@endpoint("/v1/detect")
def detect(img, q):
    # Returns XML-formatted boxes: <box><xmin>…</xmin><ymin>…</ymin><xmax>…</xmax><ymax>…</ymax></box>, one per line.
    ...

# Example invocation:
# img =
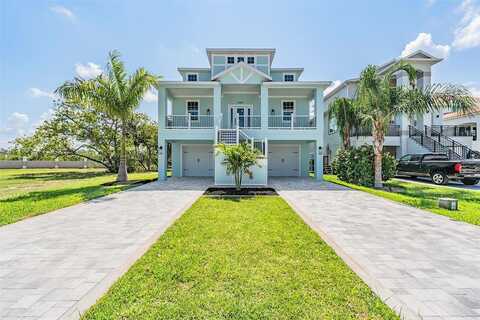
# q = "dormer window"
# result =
<box><xmin>227</xmin><ymin>56</ymin><xmax>235</xmax><ymax>64</ymax></box>
<box><xmin>187</xmin><ymin>73</ymin><xmax>198</xmax><ymax>82</ymax></box>
<box><xmin>247</xmin><ymin>56</ymin><xmax>255</xmax><ymax>64</ymax></box>
<box><xmin>237</xmin><ymin>57</ymin><xmax>245</xmax><ymax>63</ymax></box>
<box><xmin>284</xmin><ymin>74</ymin><xmax>295</xmax><ymax>82</ymax></box>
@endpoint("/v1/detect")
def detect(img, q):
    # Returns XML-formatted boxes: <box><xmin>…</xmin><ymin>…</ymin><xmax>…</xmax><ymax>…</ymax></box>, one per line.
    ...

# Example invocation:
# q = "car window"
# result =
<box><xmin>410</xmin><ymin>155</ymin><xmax>422</xmax><ymax>161</ymax></box>
<box><xmin>423</xmin><ymin>154</ymin><xmax>448</xmax><ymax>161</ymax></box>
<box><xmin>399</xmin><ymin>155</ymin><xmax>411</xmax><ymax>161</ymax></box>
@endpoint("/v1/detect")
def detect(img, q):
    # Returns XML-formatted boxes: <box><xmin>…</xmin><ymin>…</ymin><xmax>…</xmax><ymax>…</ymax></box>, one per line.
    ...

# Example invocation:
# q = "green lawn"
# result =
<box><xmin>324</xmin><ymin>175</ymin><xmax>480</xmax><ymax>226</ymax></box>
<box><xmin>83</xmin><ymin>196</ymin><xmax>398</xmax><ymax>320</ymax></box>
<box><xmin>0</xmin><ymin>169</ymin><xmax>157</xmax><ymax>226</ymax></box>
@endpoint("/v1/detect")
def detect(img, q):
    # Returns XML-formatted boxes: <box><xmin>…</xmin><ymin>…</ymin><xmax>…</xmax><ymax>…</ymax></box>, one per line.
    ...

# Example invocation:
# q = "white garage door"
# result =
<box><xmin>182</xmin><ymin>145</ymin><xmax>214</xmax><ymax>177</ymax></box>
<box><xmin>268</xmin><ymin>145</ymin><xmax>300</xmax><ymax>176</ymax></box>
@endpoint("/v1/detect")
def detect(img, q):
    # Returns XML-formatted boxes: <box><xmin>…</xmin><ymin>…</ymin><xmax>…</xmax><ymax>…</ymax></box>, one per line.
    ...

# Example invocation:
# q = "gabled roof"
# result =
<box><xmin>444</xmin><ymin>98</ymin><xmax>480</xmax><ymax>120</ymax></box>
<box><xmin>212</xmin><ymin>62</ymin><xmax>272</xmax><ymax>82</ymax></box>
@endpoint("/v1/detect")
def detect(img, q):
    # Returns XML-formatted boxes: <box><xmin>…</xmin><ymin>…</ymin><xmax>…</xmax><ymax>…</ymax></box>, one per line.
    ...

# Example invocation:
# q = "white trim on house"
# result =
<box><xmin>263</xmin><ymin>81</ymin><xmax>332</xmax><ymax>88</ymax></box>
<box><xmin>211</xmin><ymin>62</ymin><xmax>272</xmax><ymax>81</ymax></box>
<box><xmin>228</xmin><ymin>104</ymin><xmax>254</xmax><ymax>128</ymax></box>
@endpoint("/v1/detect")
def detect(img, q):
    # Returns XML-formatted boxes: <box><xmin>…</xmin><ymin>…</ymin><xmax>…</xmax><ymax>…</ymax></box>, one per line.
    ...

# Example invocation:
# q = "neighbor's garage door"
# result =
<box><xmin>268</xmin><ymin>145</ymin><xmax>300</xmax><ymax>176</ymax></box>
<box><xmin>182</xmin><ymin>145</ymin><xmax>214</xmax><ymax>177</ymax></box>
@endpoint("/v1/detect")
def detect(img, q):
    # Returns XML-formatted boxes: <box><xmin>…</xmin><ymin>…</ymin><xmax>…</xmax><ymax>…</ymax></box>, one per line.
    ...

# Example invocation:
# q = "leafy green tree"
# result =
<box><xmin>356</xmin><ymin>61</ymin><xmax>476</xmax><ymax>188</ymax></box>
<box><xmin>327</xmin><ymin>97</ymin><xmax>359</xmax><ymax>149</ymax></box>
<box><xmin>56</xmin><ymin>50</ymin><xmax>159</xmax><ymax>181</ymax></box>
<box><xmin>217</xmin><ymin>143</ymin><xmax>261</xmax><ymax>191</ymax></box>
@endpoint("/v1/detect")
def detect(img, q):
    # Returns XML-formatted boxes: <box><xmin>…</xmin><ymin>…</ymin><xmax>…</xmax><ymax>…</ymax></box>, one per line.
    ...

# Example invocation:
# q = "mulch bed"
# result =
<box><xmin>204</xmin><ymin>187</ymin><xmax>278</xmax><ymax>196</ymax></box>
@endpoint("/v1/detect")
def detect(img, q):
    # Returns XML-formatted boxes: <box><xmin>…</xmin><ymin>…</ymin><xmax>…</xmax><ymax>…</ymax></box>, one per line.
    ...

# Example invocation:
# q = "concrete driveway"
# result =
<box><xmin>0</xmin><ymin>178</ymin><xmax>210</xmax><ymax>320</ymax></box>
<box><xmin>271</xmin><ymin>177</ymin><xmax>480</xmax><ymax>320</ymax></box>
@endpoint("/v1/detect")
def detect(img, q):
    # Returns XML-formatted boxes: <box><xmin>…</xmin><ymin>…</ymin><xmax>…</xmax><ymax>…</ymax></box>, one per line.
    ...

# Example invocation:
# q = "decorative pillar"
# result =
<box><xmin>315</xmin><ymin>87</ymin><xmax>324</xmax><ymax>181</ymax></box>
<box><xmin>158</xmin><ymin>86</ymin><xmax>167</xmax><ymax>181</ymax></box>
<box><xmin>213</xmin><ymin>84</ymin><xmax>222</xmax><ymax>128</ymax></box>
<box><xmin>260</xmin><ymin>85</ymin><xmax>269</xmax><ymax>130</ymax></box>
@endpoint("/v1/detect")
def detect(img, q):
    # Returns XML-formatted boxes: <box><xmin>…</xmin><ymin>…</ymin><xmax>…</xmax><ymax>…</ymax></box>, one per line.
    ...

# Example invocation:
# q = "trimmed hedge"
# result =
<box><xmin>332</xmin><ymin>145</ymin><xmax>397</xmax><ymax>187</ymax></box>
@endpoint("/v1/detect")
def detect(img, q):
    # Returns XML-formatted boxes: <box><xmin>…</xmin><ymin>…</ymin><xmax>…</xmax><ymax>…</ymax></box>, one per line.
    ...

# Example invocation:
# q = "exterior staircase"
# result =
<box><xmin>215</xmin><ymin>127</ymin><xmax>266</xmax><ymax>155</ymax></box>
<box><xmin>409</xmin><ymin>125</ymin><xmax>480</xmax><ymax>159</ymax></box>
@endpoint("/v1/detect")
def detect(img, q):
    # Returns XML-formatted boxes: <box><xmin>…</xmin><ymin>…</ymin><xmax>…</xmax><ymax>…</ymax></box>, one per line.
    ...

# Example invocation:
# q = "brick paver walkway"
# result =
<box><xmin>0</xmin><ymin>178</ymin><xmax>209</xmax><ymax>320</ymax></box>
<box><xmin>272</xmin><ymin>178</ymin><xmax>480</xmax><ymax>320</ymax></box>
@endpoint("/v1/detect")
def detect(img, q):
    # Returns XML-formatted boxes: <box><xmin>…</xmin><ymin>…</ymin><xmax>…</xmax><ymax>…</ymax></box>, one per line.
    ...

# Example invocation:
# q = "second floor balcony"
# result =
<box><xmin>351</xmin><ymin>124</ymin><xmax>401</xmax><ymax>136</ymax></box>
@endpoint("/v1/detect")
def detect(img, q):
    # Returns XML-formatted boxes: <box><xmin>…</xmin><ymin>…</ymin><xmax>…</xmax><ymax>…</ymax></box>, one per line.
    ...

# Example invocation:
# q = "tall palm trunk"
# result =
<box><xmin>117</xmin><ymin>122</ymin><xmax>128</xmax><ymax>182</ymax></box>
<box><xmin>372</xmin><ymin>122</ymin><xmax>384</xmax><ymax>189</ymax></box>
<box><xmin>343</xmin><ymin>127</ymin><xmax>351</xmax><ymax>149</ymax></box>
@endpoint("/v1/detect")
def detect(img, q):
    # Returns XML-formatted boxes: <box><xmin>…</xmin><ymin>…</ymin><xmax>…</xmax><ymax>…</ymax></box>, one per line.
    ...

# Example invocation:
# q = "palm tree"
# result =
<box><xmin>56</xmin><ymin>51</ymin><xmax>159</xmax><ymax>182</ymax></box>
<box><xmin>217</xmin><ymin>143</ymin><xmax>261</xmax><ymax>191</ymax></box>
<box><xmin>327</xmin><ymin>97</ymin><xmax>359</xmax><ymax>149</ymax></box>
<box><xmin>356</xmin><ymin>61</ymin><xmax>476</xmax><ymax>188</ymax></box>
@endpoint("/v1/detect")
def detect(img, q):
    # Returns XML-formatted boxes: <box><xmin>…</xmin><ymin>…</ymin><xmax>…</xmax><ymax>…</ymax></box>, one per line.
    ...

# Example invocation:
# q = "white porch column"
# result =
<box><xmin>158</xmin><ymin>87</ymin><xmax>167</xmax><ymax>180</ymax></box>
<box><xmin>398</xmin><ymin>72</ymin><xmax>411</xmax><ymax>157</ymax></box>
<box><xmin>260</xmin><ymin>85</ymin><xmax>269</xmax><ymax>130</ymax></box>
<box><xmin>315</xmin><ymin>87</ymin><xmax>324</xmax><ymax>181</ymax></box>
<box><xmin>213</xmin><ymin>84</ymin><xmax>222</xmax><ymax>128</ymax></box>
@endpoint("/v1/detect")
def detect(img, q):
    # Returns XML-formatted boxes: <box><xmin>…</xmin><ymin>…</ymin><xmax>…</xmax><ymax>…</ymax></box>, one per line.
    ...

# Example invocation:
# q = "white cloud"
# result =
<box><xmin>401</xmin><ymin>33</ymin><xmax>451</xmax><ymax>58</ymax></box>
<box><xmin>426</xmin><ymin>0</ymin><xmax>436</xmax><ymax>7</ymax></box>
<box><xmin>143</xmin><ymin>88</ymin><xmax>158</xmax><ymax>103</ymax></box>
<box><xmin>28</xmin><ymin>88</ymin><xmax>56</xmax><ymax>100</ymax></box>
<box><xmin>453</xmin><ymin>0</ymin><xmax>480</xmax><ymax>49</ymax></box>
<box><xmin>50</xmin><ymin>5</ymin><xmax>75</xmax><ymax>21</ymax></box>
<box><xmin>0</xmin><ymin>112</ymin><xmax>30</xmax><ymax>135</ymax></box>
<box><xmin>75</xmin><ymin>62</ymin><xmax>102</xmax><ymax>79</ymax></box>
<box><xmin>324</xmin><ymin>80</ymin><xmax>342</xmax><ymax>96</ymax></box>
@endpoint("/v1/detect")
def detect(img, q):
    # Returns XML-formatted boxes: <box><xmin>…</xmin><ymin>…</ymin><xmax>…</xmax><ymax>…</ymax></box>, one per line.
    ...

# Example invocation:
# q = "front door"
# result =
<box><xmin>230</xmin><ymin>106</ymin><xmax>251</xmax><ymax>128</ymax></box>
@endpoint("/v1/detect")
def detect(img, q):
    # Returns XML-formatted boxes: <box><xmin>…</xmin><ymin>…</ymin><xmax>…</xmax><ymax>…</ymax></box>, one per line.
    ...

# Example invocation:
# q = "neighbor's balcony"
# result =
<box><xmin>268</xmin><ymin>115</ymin><xmax>316</xmax><ymax>129</ymax></box>
<box><xmin>351</xmin><ymin>124</ymin><xmax>401</xmax><ymax>136</ymax></box>
<box><xmin>166</xmin><ymin>115</ymin><xmax>214</xmax><ymax>129</ymax></box>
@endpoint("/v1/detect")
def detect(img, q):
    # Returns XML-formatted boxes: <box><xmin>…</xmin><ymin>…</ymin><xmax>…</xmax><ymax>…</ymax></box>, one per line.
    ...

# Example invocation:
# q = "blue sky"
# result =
<box><xmin>1</xmin><ymin>0</ymin><xmax>479</xmax><ymax>148</ymax></box>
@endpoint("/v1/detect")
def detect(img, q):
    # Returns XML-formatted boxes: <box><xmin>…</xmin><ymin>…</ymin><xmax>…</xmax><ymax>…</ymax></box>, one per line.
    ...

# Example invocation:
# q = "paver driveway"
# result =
<box><xmin>0</xmin><ymin>178</ymin><xmax>209</xmax><ymax>320</ymax></box>
<box><xmin>272</xmin><ymin>178</ymin><xmax>480</xmax><ymax>320</ymax></box>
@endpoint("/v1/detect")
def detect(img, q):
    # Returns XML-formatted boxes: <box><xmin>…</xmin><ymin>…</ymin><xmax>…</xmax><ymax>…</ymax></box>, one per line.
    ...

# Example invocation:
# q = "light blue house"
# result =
<box><xmin>157</xmin><ymin>48</ymin><xmax>331</xmax><ymax>185</ymax></box>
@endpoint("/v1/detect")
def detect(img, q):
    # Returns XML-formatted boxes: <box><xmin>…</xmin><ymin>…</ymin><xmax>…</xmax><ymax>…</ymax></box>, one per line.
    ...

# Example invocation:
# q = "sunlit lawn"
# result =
<box><xmin>83</xmin><ymin>196</ymin><xmax>398</xmax><ymax>320</ymax></box>
<box><xmin>324</xmin><ymin>175</ymin><xmax>480</xmax><ymax>226</ymax></box>
<box><xmin>0</xmin><ymin>168</ymin><xmax>157</xmax><ymax>226</ymax></box>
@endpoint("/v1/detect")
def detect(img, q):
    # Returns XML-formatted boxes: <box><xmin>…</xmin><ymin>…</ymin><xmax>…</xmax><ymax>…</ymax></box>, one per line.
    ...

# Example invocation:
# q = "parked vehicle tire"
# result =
<box><xmin>409</xmin><ymin>176</ymin><xmax>417</xmax><ymax>179</ymax></box>
<box><xmin>461</xmin><ymin>178</ymin><xmax>480</xmax><ymax>185</ymax></box>
<box><xmin>431</xmin><ymin>171</ymin><xmax>448</xmax><ymax>185</ymax></box>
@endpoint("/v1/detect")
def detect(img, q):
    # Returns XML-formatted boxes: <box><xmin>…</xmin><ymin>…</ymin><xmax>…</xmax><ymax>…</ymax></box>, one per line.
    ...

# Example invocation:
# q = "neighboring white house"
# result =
<box><xmin>157</xmin><ymin>48</ymin><xmax>331</xmax><ymax>185</ymax></box>
<box><xmin>443</xmin><ymin>99</ymin><xmax>480</xmax><ymax>151</ymax></box>
<box><xmin>323</xmin><ymin>50</ymin><xmax>480</xmax><ymax>163</ymax></box>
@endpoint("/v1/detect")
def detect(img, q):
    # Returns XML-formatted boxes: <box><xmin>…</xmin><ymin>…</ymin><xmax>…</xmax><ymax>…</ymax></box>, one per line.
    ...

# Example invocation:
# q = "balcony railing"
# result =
<box><xmin>231</xmin><ymin>115</ymin><xmax>261</xmax><ymax>129</ymax></box>
<box><xmin>430</xmin><ymin>125</ymin><xmax>477</xmax><ymax>140</ymax></box>
<box><xmin>351</xmin><ymin>124</ymin><xmax>401</xmax><ymax>136</ymax></box>
<box><xmin>166</xmin><ymin>115</ymin><xmax>214</xmax><ymax>129</ymax></box>
<box><xmin>268</xmin><ymin>115</ymin><xmax>316</xmax><ymax>129</ymax></box>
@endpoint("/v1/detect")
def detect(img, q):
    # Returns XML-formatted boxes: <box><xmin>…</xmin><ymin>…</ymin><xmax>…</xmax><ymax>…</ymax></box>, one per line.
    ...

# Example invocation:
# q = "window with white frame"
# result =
<box><xmin>284</xmin><ymin>73</ymin><xmax>295</xmax><ymax>82</ymax></box>
<box><xmin>282</xmin><ymin>101</ymin><xmax>295</xmax><ymax>121</ymax></box>
<box><xmin>227</xmin><ymin>56</ymin><xmax>235</xmax><ymax>64</ymax></box>
<box><xmin>237</xmin><ymin>56</ymin><xmax>245</xmax><ymax>63</ymax></box>
<box><xmin>247</xmin><ymin>56</ymin><xmax>255</xmax><ymax>64</ymax></box>
<box><xmin>186</xmin><ymin>73</ymin><xmax>198</xmax><ymax>82</ymax></box>
<box><xmin>186</xmin><ymin>101</ymin><xmax>199</xmax><ymax>121</ymax></box>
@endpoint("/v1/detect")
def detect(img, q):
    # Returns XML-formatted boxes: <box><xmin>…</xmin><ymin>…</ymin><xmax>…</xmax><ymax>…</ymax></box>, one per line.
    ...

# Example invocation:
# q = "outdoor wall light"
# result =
<box><xmin>271</xmin><ymin>109</ymin><xmax>275</xmax><ymax>114</ymax></box>
<box><xmin>206</xmin><ymin>108</ymin><xmax>211</xmax><ymax>114</ymax></box>
<box><xmin>159</xmin><ymin>146</ymin><xmax>163</xmax><ymax>150</ymax></box>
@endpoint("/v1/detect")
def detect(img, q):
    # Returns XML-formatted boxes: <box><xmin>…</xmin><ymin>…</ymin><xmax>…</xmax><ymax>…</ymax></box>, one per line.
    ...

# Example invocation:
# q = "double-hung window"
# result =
<box><xmin>282</xmin><ymin>101</ymin><xmax>295</xmax><ymax>122</ymax></box>
<box><xmin>237</xmin><ymin>56</ymin><xmax>245</xmax><ymax>63</ymax></box>
<box><xmin>187</xmin><ymin>73</ymin><xmax>198</xmax><ymax>82</ymax></box>
<box><xmin>284</xmin><ymin>74</ymin><xmax>295</xmax><ymax>82</ymax></box>
<box><xmin>187</xmin><ymin>101</ymin><xmax>199</xmax><ymax>121</ymax></box>
<box><xmin>227</xmin><ymin>56</ymin><xmax>235</xmax><ymax>64</ymax></box>
<box><xmin>247</xmin><ymin>56</ymin><xmax>255</xmax><ymax>64</ymax></box>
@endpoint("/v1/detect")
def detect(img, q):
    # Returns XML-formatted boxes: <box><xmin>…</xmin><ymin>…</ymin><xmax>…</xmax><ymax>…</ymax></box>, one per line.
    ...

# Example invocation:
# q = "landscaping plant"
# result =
<box><xmin>56</xmin><ymin>51</ymin><xmax>159</xmax><ymax>182</ymax></box>
<box><xmin>327</xmin><ymin>97</ymin><xmax>360</xmax><ymax>149</ymax></box>
<box><xmin>217</xmin><ymin>143</ymin><xmax>261</xmax><ymax>191</ymax></box>
<box><xmin>332</xmin><ymin>145</ymin><xmax>396</xmax><ymax>187</ymax></box>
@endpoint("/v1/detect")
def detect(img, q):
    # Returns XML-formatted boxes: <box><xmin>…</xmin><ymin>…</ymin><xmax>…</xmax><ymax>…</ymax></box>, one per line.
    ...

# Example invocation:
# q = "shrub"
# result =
<box><xmin>332</xmin><ymin>145</ymin><xmax>397</xmax><ymax>187</ymax></box>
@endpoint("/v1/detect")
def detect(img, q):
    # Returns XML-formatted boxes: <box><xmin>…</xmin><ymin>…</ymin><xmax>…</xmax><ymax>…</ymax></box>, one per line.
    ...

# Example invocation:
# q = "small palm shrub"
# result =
<box><xmin>217</xmin><ymin>143</ymin><xmax>261</xmax><ymax>191</ymax></box>
<box><xmin>332</xmin><ymin>145</ymin><xmax>397</xmax><ymax>187</ymax></box>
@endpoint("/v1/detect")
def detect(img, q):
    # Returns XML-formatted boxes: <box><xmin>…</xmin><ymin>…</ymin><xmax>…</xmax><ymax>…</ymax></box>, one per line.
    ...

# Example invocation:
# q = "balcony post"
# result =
<box><xmin>213</xmin><ymin>84</ymin><xmax>222</xmax><ymax>128</ymax></box>
<box><xmin>290</xmin><ymin>117</ymin><xmax>294</xmax><ymax>130</ymax></box>
<box><xmin>260</xmin><ymin>85</ymin><xmax>268</xmax><ymax>130</ymax></box>
<box><xmin>188</xmin><ymin>114</ymin><xmax>191</xmax><ymax>129</ymax></box>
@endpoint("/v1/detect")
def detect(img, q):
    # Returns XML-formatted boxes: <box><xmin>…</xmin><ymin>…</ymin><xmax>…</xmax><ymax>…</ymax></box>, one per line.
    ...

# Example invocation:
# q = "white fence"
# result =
<box><xmin>0</xmin><ymin>159</ymin><xmax>104</xmax><ymax>169</ymax></box>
